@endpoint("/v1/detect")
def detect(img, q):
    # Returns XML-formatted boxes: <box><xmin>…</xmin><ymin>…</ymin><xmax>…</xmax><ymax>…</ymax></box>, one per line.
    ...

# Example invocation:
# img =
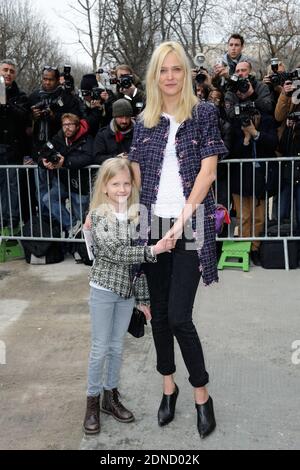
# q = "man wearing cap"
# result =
<box><xmin>93</xmin><ymin>99</ymin><xmax>135</xmax><ymax>164</ymax></box>
<box><xmin>80</xmin><ymin>74</ymin><xmax>115</xmax><ymax>136</ymax></box>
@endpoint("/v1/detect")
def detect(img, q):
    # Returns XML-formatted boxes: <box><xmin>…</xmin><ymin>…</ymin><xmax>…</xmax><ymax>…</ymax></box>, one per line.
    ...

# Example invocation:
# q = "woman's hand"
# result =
<box><xmin>137</xmin><ymin>304</ymin><xmax>152</xmax><ymax>320</ymax></box>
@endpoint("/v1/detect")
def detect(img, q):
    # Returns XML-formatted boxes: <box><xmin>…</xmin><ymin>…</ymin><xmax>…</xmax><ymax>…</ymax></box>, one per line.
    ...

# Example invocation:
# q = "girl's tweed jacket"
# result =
<box><xmin>89</xmin><ymin>211</ymin><xmax>156</xmax><ymax>302</ymax></box>
<box><xmin>129</xmin><ymin>102</ymin><xmax>228</xmax><ymax>286</ymax></box>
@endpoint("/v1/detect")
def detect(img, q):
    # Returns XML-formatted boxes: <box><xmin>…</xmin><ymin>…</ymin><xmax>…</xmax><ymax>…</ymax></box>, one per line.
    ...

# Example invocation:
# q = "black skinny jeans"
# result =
<box><xmin>143</xmin><ymin>218</ymin><xmax>209</xmax><ymax>388</ymax></box>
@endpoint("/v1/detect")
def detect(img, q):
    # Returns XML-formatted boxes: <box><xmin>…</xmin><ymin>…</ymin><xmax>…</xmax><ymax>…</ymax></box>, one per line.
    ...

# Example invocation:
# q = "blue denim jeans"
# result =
<box><xmin>42</xmin><ymin>177</ymin><xmax>89</xmax><ymax>230</ymax></box>
<box><xmin>87</xmin><ymin>287</ymin><xmax>135</xmax><ymax>397</ymax></box>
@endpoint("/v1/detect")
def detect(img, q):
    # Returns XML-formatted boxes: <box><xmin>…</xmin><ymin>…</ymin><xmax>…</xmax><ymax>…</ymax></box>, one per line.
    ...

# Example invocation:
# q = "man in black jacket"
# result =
<box><xmin>80</xmin><ymin>73</ymin><xmax>115</xmax><ymax>136</ymax></box>
<box><xmin>28</xmin><ymin>66</ymin><xmax>82</xmax><ymax>155</ymax></box>
<box><xmin>39</xmin><ymin>113</ymin><xmax>94</xmax><ymax>237</ymax></box>
<box><xmin>0</xmin><ymin>59</ymin><xmax>30</xmax><ymax>228</ymax></box>
<box><xmin>93</xmin><ymin>99</ymin><xmax>135</xmax><ymax>164</ymax></box>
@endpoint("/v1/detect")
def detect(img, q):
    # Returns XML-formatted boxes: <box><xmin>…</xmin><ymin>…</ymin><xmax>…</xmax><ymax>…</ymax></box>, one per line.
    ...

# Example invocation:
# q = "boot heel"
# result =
<box><xmin>196</xmin><ymin>396</ymin><xmax>216</xmax><ymax>439</ymax></box>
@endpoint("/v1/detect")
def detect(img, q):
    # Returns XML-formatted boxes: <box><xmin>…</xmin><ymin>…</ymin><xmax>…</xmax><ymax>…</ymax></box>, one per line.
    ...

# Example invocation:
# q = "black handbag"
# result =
<box><xmin>128</xmin><ymin>308</ymin><xmax>147</xmax><ymax>338</ymax></box>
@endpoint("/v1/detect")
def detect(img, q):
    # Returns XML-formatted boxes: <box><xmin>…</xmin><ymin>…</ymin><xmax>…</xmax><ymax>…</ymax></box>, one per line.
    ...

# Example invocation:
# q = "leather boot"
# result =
<box><xmin>83</xmin><ymin>395</ymin><xmax>100</xmax><ymax>435</ymax></box>
<box><xmin>195</xmin><ymin>396</ymin><xmax>216</xmax><ymax>439</ymax></box>
<box><xmin>101</xmin><ymin>389</ymin><xmax>135</xmax><ymax>423</ymax></box>
<box><xmin>158</xmin><ymin>383</ymin><xmax>179</xmax><ymax>427</ymax></box>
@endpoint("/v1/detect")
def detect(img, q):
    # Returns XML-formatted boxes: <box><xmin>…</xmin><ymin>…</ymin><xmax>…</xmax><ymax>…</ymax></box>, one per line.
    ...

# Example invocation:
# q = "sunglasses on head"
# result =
<box><xmin>43</xmin><ymin>66</ymin><xmax>59</xmax><ymax>72</ymax></box>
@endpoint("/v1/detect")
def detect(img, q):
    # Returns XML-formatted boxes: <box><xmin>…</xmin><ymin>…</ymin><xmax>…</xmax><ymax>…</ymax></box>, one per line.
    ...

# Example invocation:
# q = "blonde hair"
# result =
<box><xmin>142</xmin><ymin>41</ymin><xmax>198</xmax><ymax>128</ymax></box>
<box><xmin>89</xmin><ymin>158</ymin><xmax>139</xmax><ymax>222</ymax></box>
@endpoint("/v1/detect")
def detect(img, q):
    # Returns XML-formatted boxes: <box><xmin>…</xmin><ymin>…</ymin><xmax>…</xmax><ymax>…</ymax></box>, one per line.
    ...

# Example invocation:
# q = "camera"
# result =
<box><xmin>269</xmin><ymin>58</ymin><xmax>300</xmax><ymax>89</ymax></box>
<box><xmin>33</xmin><ymin>91</ymin><xmax>63</xmax><ymax>116</ymax></box>
<box><xmin>195</xmin><ymin>68</ymin><xmax>208</xmax><ymax>84</ymax></box>
<box><xmin>227</xmin><ymin>74</ymin><xmax>252</xmax><ymax>94</ymax></box>
<box><xmin>81</xmin><ymin>87</ymin><xmax>103</xmax><ymax>101</ymax></box>
<box><xmin>39</xmin><ymin>141</ymin><xmax>60</xmax><ymax>164</ymax></box>
<box><xmin>234</xmin><ymin>101</ymin><xmax>259</xmax><ymax>127</ymax></box>
<box><xmin>288</xmin><ymin>111</ymin><xmax>300</xmax><ymax>122</ymax></box>
<box><xmin>117</xmin><ymin>74</ymin><xmax>134</xmax><ymax>90</ymax></box>
<box><xmin>63</xmin><ymin>65</ymin><xmax>74</xmax><ymax>91</ymax></box>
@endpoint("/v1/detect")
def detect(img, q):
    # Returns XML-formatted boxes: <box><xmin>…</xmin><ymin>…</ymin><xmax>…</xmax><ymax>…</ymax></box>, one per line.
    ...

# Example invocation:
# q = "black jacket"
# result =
<box><xmin>116</xmin><ymin>89</ymin><xmax>145</xmax><ymax>117</ymax></box>
<box><xmin>93</xmin><ymin>120</ymin><xmax>134</xmax><ymax>165</ymax></box>
<box><xmin>81</xmin><ymin>90</ymin><xmax>115</xmax><ymax>137</ymax></box>
<box><xmin>0</xmin><ymin>81</ymin><xmax>30</xmax><ymax>164</ymax></box>
<box><xmin>48</xmin><ymin>122</ymin><xmax>94</xmax><ymax>195</ymax></box>
<box><xmin>225</xmin><ymin>80</ymin><xmax>274</xmax><ymax>119</ymax></box>
<box><xmin>28</xmin><ymin>87</ymin><xmax>82</xmax><ymax>155</ymax></box>
<box><xmin>230</xmin><ymin>113</ymin><xmax>278</xmax><ymax>197</ymax></box>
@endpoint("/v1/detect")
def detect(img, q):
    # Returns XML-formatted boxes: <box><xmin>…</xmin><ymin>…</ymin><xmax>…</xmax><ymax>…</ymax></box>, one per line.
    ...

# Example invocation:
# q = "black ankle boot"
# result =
<box><xmin>195</xmin><ymin>396</ymin><xmax>216</xmax><ymax>439</ymax></box>
<box><xmin>158</xmin><ymin>384</ymin><xmax>179</xmax><ymax>427</ymax></box>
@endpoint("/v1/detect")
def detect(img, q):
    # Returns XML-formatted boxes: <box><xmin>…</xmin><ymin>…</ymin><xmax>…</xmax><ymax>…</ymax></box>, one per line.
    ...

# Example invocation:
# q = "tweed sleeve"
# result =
<box><xmin>133</xmin><ymin>273</ymin><xmax>150</xmax><ymax>306</ymax></box>
<box><xmin>197</xmin><ymin>103</ymin><xmax>228</xmax><ymax>161</ymax></box>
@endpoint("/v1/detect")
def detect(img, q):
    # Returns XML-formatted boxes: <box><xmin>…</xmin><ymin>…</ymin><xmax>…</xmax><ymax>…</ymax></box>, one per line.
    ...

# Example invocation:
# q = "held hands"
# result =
<box><xmin>152</xmin><ymin>238</ymin><xmax>174</xmax><ymax>255</ymax></box>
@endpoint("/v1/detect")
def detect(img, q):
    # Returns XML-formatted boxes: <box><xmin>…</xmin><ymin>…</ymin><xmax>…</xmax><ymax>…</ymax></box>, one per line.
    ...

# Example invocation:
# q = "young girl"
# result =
<box><xmin>83</xmin><ymin>158</ymin><xmax>172</xmax><ymax>435</ymax></box>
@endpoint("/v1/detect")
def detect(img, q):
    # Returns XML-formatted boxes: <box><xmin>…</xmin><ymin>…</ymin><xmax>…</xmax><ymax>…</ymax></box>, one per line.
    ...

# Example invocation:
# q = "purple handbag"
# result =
<box><xmin>215</xmin><ymin>204</ymin><xmax>231</xmax><ymax>235</ymax></box>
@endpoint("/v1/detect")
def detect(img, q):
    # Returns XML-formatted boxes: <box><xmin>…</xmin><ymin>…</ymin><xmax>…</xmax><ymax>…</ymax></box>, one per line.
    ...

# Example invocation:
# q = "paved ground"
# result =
<box><xmin>0</xmin><ymin>256</ymin><xmax>299</xmax><ymax>450</ymax></box>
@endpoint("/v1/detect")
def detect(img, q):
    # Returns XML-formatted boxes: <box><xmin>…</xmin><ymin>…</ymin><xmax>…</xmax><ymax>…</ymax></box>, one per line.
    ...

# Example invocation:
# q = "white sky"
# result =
<box><xmin>31</xmin><ymin>0</ymin><xmax>91</xmax><ymax>66</ymax></box>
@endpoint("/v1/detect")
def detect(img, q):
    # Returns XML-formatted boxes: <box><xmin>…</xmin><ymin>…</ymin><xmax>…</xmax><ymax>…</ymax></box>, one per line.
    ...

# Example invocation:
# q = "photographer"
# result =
<box><xmin>115</xmin><ymin>64</ymin><xmax>145</xmax><ymax>116</ymax></box>
<box><xmin>80</xmin><ymin>74</ymin><xmax>115</xmax><ymax>136</ymax></box>
<box><xmin>28</xmin><ymin>66</ymin><xmax>82</xmax><ymax>156</ymax></box>
<box><xmin>225</xmin><ymin>61</ymin><xmax>273</xmax><ymax>119</ymax></box>
<box><xmin>275</xmin><ymin>74</ymin><xmax>300</xmax><ymax>230</ymax></box>
<box><xmin>0</xmin><ymin>59</ymin><xmax>30</xmax><ymax>229</ymax></box>
<box><xmin>263</xmin><ymin>60</ymin><xmax>286</xmax><ymax>107</ymax></box>
<box><xmin>39</xmin><ymin>113</ymin><xmax>94</xmax><ymax>237</ymax></box>
<box><xmin>93</xmin><ymin>99</ymin><xmax>135</xmax><ymax>165</ymax></box>
<box><xmin>230</xmin><ymin>105</ymin><xmax>278</xmax><ymax>265</ymax></box>
<box><xmin>212</xmin><ymin>34</ymin><xmax>250</xmax><ymax>92</ymax></box>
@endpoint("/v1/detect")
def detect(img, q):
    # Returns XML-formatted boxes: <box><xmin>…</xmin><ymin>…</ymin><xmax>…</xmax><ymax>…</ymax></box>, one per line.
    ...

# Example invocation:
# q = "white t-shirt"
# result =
<box><xmin>154</xmin><ymin>114</ymin><xmax>186</xmax><ymax>218</ymax></box>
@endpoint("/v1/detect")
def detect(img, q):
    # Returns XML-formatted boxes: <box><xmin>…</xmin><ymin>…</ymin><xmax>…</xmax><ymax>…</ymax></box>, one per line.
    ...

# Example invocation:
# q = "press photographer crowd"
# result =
<box><xmin>1</xmin><ymin>33</ymin><xmax>300</xmax><ymax>268</ymax></box>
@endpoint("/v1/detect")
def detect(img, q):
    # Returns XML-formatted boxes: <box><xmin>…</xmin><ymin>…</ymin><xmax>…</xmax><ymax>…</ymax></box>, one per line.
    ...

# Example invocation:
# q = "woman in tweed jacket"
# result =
<box><xmin>83</xmin><ymin>158</ymin><xmax>173</xmax><ymax>435</ymax></box>
<box><xmin>129</xmin><ymin>42</ymin><xmax>227</xmax><ymax>439</ymax></box>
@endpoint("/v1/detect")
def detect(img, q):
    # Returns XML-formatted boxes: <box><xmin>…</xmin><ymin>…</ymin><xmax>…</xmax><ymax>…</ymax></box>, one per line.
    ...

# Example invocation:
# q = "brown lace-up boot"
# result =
<box><xmin>83</xmin><ymin>395</ymin><xmax>100</xmax><ymax>434</ymax></box>
<box><xmin>101</xmin><ymin>389</ymin><xmax>135</xmax><ymax>423</ymax></box>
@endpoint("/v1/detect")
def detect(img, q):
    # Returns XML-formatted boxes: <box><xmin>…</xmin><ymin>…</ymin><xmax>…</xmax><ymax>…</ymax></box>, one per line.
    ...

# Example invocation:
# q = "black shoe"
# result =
<box><xmin>158</xmin><ymin>384</ymin><xmax>179</xmax><ymax>427</ymax></box>
<box><xmin>250</xmin><ymin>250</ymin><xmax>261</xmax><ymax>266</ymax></box>
<box><xmin>196</xmin><ymin>396</ymin><xmax>216</xmax><ymax>439</ymax></box>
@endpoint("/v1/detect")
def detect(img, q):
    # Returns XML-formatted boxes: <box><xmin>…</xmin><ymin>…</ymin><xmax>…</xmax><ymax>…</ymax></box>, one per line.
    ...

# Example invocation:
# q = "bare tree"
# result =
<box><xmin>62</xmin><ymin>0</ymin><xmax>110</xmax><ymax>71</ymax></box>
<box><xmin>0</xmin><ymin>0</ymin><xmax>63</xmax><ymax>92</ymax></box>
<box><xmin>229</xmin><ymin>0</ymin><xmax>300</xmax><ymax>71</ymax></box>
<box><xmin>104</xmin><ymin>0</ymin><xmax>161</xmax><ymax>77</ymax></box>
<box><xmin>167</xmin><ymin>0</ymin><xmax>221</xmax><ymax>63</ymax></box>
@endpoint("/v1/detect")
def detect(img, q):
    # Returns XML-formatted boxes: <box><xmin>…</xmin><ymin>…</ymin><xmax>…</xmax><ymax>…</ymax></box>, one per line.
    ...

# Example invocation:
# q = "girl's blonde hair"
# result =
<box><xmin>89</xmin><ymin>158</ymin><xmax>139</xmax><ymax>222</ymax></box>
<box><xmin>142</xmin><ymin>41</ymin><xmax>198</xmax><ymax>128</ymax></box>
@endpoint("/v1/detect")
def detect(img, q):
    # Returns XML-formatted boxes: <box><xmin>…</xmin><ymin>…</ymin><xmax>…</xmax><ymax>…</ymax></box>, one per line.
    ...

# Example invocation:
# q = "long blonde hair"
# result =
<box><xmin>142</xmin><ymin>41</ymin><xmax>198</xmax><ymax>128</ymax></box>
<box><xmin>89</xmin><ymin>158</ymin><xmax>139</xmax><ymax>222</ymax></box>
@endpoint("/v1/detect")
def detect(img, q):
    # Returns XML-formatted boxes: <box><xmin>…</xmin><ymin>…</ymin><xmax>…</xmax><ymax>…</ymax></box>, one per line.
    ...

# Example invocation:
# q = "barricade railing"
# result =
<box><xmin>1</xmin><ymin>158</ymin><xmax>300</xmax><ymax>269</ymax></box>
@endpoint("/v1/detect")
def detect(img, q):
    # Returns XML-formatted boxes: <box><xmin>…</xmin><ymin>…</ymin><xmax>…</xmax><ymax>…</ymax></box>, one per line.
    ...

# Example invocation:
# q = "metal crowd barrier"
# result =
<box><xmin>1</xmin><ymin>158</ymin><xmax>300</xmax><ymax>269</ymax></box>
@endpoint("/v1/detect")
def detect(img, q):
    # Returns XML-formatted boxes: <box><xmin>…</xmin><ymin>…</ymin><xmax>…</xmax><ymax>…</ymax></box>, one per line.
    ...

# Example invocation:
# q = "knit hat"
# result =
<box><xmin>112</xmin><ymin>99</ymin><xmax>133</xmax><ymax>118</ymax></box>
<box><xmin>80</xmin><ymin>74</ymin><xmax>98</xmax><ymax>91</ymax></box>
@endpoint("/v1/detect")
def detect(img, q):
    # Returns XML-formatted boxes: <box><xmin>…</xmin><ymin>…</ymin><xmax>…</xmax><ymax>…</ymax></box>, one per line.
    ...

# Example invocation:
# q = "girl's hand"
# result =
<box><xmin>84</xmin><ymin>214</ymin><xmax>92</xmax><ymax>230</ymax></box>
<box><xmin>137</xmin><ymin>304</ymin><xmax>152</xmax><ymax>321</ymax></box>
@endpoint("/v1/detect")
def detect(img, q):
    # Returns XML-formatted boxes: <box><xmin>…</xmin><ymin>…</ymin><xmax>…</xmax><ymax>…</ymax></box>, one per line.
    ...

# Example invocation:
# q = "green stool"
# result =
<box><xmin>0</xmin><ymin>225</ymin><xmax>24</xmax><ymax>263</ymax></box>
<box><xmin>218</xmin><ymin>241</ymin><xmax>251</xmax><ymax>272</ymax></box>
